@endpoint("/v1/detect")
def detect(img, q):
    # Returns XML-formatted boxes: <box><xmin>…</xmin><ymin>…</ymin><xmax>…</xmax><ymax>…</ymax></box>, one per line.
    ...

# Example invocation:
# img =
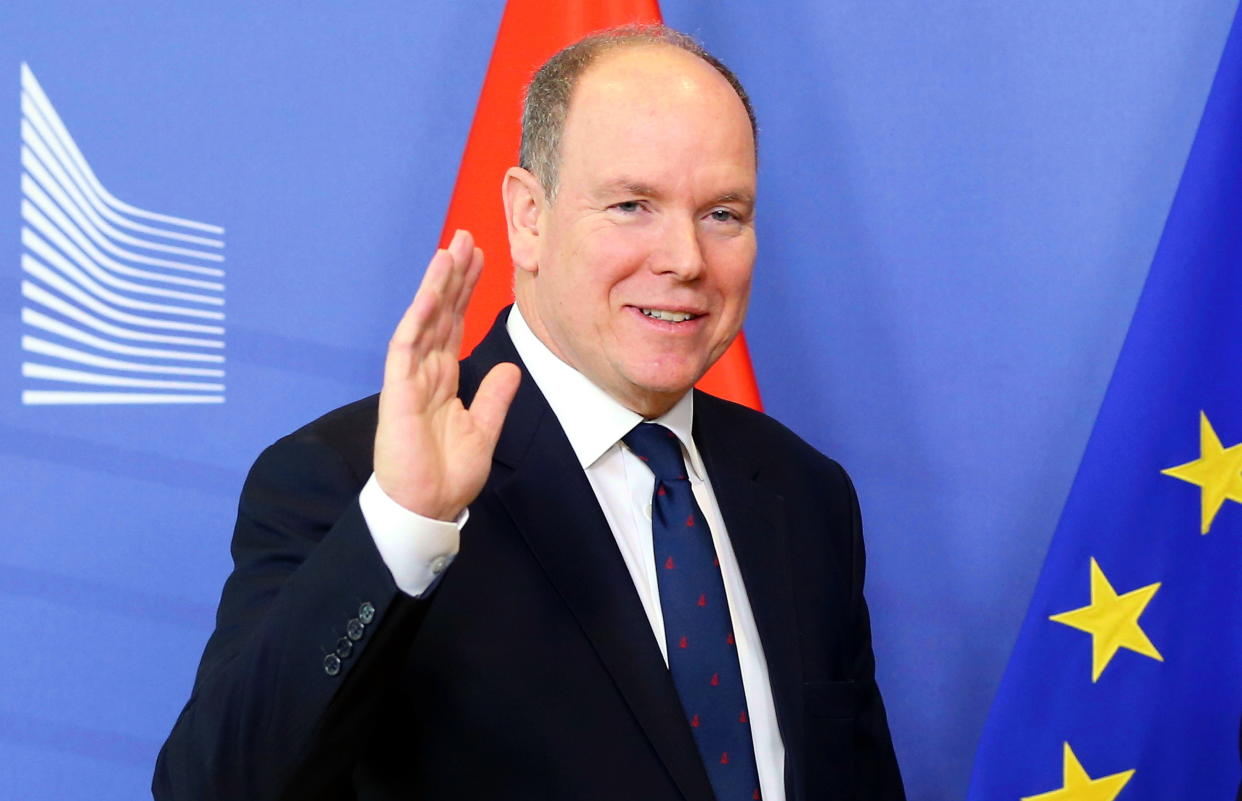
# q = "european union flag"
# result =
<box><xmin>968</xmin><ymin>8</ymin><xmax>1242</xmax><ymax>800</ymax></box>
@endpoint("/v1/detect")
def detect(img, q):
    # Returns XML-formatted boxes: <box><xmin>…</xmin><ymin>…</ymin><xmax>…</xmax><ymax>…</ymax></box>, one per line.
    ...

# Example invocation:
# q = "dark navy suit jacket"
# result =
<box><xmin>153</xmin><ymin>310</ymin><xmax>904</xmax><ymax>801</ymax></box>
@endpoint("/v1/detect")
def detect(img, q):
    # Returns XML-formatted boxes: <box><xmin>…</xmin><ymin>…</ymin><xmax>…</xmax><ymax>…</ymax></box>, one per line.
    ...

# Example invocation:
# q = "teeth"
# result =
<box><xmin>641</xmin><ymin>308</ymin><xmax>695</xmax><ymax>322</ymax></box>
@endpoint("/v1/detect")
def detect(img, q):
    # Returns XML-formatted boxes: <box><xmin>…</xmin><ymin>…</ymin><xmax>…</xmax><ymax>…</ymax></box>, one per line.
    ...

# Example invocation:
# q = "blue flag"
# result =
<box><xmin>968</xmin><ymin>8</ymin><xmax>1242</xmax><ymax>800</ymax></box>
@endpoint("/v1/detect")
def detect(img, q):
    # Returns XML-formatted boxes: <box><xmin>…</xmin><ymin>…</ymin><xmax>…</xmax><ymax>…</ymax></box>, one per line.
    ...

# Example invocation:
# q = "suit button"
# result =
<box><xmin>335</xmin><ymin>637</ymin><xmax>353</xmax><ymax>659</ymax></box>
<box><xmin>346</xmin><ymin>618</ymin><xmax>365</xmax><ymax>641</ymax></box>
<box><xmin>323</xmin><ymin>653</ymin><xmax>341</xmax><ymax>676</ymax></box>
<box><xmin>358</xmin><ymin>601</ymin><xmax>375</xmax><ymax>624</ymax></box>
<box><xmin>429</xmin><ymin>555</ymin><xmax>450</xmax><ymax>575</ymax></box>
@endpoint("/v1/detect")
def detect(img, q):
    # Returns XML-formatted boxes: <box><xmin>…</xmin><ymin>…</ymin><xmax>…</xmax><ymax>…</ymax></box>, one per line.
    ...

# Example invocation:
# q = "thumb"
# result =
<box><xmin>469</xmin><ymin>362</ymin><xmax>521</xmax><ymax>445</ymax></box>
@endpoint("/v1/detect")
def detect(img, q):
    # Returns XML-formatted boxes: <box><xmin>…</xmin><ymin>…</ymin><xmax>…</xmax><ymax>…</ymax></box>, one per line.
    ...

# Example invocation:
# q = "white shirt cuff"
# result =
<box><xmin>359</xmin><ymin>473</ymin><xmax>465</xmax><ymax>597</ymax></box>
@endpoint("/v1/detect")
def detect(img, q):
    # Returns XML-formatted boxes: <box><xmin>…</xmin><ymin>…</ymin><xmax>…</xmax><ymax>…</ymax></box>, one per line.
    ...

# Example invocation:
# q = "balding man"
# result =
<box><xmin>155</xmin><ymin>25</ymin><xmax>904</xmax><ymax>801</ymax></box>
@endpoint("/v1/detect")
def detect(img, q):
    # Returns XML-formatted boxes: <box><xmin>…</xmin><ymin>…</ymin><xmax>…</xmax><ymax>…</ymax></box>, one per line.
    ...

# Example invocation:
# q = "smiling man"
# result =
<box><xmin>505</xmin><ymin>42</ymin><xmax>756</xmax><ymax>419</ymax></box>
<box><xmin>155</xmin><ymin>25</ymin><xmax>904</xmax><ymax>801</ymax></box>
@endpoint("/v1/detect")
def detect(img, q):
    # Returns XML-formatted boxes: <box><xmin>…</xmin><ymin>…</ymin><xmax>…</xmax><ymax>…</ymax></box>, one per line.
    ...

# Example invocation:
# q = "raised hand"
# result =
<box><xmin>373</xmin><ymin>230</ymin><xmax>521</xmax><ymax>521</ymax></box>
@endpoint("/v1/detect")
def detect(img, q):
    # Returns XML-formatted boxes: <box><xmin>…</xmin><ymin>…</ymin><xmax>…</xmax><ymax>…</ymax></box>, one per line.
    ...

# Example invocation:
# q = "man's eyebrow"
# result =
<box><xmin>595</xmin><ymin>182</ymin><xmax>755</xmax><ymax>206</ymax></box>
<box><xmin>597</xmin><ymin>179</ymin><xmax>660</xmax><ymax>197</ymax></box>
<box><xmin>713</xmin><ymin>190</ymin><xmax>755</xmax><ymax>206</ymax></box>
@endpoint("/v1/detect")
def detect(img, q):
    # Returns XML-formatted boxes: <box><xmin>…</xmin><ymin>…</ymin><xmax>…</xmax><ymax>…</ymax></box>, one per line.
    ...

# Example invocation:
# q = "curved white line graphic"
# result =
<box><xmin>20</xmin><ymin>63</ymin><xmax>225</xmax><ymax>235</ymax></box>
<box><xmin>18</xmin><ymin>106</ymin><xmax>223</xmax><ymax>249</ymax></box>
<box><xmin>22</xmin><ymin>308</ymin><xmax>224</xmax><ymax>362</ymax></box>
<box><xmin>22</xmin><ymin>167</ymin><xmax>224</xmax><ymax>290</ymax></box>
<box><xmin>23</xmin><ymin>362</ymin><xmax>225</xmax><ymax>392</ymax></box>
<box><xmin>23</xmin><ymin>280</ymin><xmax>224</xmax><ymax>347</ymax></box>
<box><xmin>24</xmin><ymin>183</ymin><xmax>226</xmax><ymax>294</ymax></box>
<box><xmin>23</xmin><ymin>140</ymin><xmax>226</xmax><ymax>269</ymax></box>
<box><xmin>20</xmin><ymin>64</ymin><xmax>228</xmax><ymax>406</ymax></box>
<box><xmin>22</xmin><ymin>392</ymin><xmax>224</xmax><ymax>405</ymax></box>
<box><xmin>23</xmin><ymin>229</ymin><xmax>225</xmax><ymax>318</ymax></box>
<box><xmin>23</xmin><ymin>337</ymin><xmax>226</xmax><ymax>377</ymax></box>
<box><xmin>22</xmin><ymin>263</ymin><xmax>224</xmax><ymax>336</ymax></box>
<box><xmin>20</xmin><ymin>90</ymin><xmax>225</xmax><ymax>248</ymax></box>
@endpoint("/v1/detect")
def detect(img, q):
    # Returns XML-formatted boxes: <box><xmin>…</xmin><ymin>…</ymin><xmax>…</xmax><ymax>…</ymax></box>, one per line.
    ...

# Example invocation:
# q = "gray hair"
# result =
<box><xmin>519</xmin><ymin>24</ymin><xmax>758</xmax><ymax>201</ymax></box>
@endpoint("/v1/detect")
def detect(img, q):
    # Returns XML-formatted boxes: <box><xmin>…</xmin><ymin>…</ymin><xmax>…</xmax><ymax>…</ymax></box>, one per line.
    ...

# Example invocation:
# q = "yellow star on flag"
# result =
<box><xmin>1049</xmin><ymin>558</ymin><xmax>1162</xmax><ymax>682</ymax></box>
<box><xmin>1161</xmin><ymin>411</ymin><xmax>1242</xmax><ymax>534</ymax></box>
<box><xmin>1021</xmin><ymin>742</ymin><xmax>1134</xmax><ymax>801</ymax></box>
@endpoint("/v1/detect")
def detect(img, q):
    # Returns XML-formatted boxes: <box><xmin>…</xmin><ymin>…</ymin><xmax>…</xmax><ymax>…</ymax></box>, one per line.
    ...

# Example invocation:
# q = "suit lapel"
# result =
<box><xmin>694</xmin><ymin>394</ymin><xmax>808</xmax><ymax>801</ymax></box>
<box><xmin>464</xmin><ymin>314</ymin><xmax>715</xmax><ymax>801</ymax></box>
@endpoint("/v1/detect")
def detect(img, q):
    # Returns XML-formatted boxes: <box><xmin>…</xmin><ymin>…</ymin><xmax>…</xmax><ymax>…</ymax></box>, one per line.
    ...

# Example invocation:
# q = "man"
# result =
<box><xmin>154</xmin><ymin>25</ymin><xmax>904</xmax><ymax>801</ymax></box>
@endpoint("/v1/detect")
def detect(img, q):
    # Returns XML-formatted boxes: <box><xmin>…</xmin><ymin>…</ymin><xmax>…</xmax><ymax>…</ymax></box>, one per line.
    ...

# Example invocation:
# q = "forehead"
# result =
<box><xmin>557</xmin><ymin>46</ymin><xmax>756</xmax><ymax>186</ymax></box>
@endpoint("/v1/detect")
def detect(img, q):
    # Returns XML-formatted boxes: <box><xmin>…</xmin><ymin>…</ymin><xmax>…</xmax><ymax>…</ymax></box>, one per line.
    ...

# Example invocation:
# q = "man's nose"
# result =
<box><xmin>652</xmin><ymin>216</ymin><xmax>705</xmax><ymax>281</ymax></box>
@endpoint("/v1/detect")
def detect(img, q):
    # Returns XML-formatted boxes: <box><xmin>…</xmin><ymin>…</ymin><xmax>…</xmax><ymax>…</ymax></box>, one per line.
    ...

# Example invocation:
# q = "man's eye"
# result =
<box><xmin>709</xmin><ymin>208</ymin><xmax>739</xmax><ymax>222</ymax></box>
<box><xmin>613</xmin><ymin>201</ymin><xmax>642</xmax><ymax>213</ymax></box>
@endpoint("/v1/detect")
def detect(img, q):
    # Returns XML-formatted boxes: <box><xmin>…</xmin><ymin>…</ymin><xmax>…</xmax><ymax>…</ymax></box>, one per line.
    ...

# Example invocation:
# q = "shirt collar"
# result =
<box><xmin>506</xmin><ymin>304</ymin><xmax>704</xmax><ymax>480</ymax></box>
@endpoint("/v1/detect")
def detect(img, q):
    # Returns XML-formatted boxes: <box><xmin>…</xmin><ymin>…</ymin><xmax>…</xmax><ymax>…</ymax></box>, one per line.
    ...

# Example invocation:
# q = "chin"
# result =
<box><xmin>625</xmin><ymin>367</ymin><xmax>704</xmax><ymax>402</ymax></box>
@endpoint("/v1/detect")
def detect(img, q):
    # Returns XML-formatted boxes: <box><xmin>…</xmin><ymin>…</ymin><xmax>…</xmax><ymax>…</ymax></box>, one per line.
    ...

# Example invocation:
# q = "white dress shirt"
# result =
<box><xmin>359</xmin><ymin>305</ymin><xmax>785</xmax><ymax>801</ymax></box>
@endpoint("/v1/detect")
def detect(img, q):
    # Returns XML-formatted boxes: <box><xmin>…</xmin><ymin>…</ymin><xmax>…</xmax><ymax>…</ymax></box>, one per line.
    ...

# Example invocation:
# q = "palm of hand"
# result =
<box><xmin>374</xmin><ymin>230</ymin><xmax>520</xmax><ymax>521</ymax></box>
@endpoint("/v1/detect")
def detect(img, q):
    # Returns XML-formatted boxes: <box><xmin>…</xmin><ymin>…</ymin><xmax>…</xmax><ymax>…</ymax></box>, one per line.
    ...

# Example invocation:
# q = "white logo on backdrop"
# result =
<box><xmin>18</xmin><ymin>63</ymin><xmax>226</xmax><ymax>405</ymax></box>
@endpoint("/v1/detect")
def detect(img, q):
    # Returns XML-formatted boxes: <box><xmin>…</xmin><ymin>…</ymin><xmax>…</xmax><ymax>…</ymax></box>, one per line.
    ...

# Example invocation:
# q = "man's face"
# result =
<box><xmin>520</xmin><ymin>45</ymin><xmax>757</xmax><ymax>417</ymax></box>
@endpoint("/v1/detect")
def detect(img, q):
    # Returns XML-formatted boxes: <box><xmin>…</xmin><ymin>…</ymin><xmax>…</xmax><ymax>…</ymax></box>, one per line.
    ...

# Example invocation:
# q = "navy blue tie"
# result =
<box><xmin>624</xmin><ymin>423</ymin><xmax>761</xmax><ymax>801</ymax></box>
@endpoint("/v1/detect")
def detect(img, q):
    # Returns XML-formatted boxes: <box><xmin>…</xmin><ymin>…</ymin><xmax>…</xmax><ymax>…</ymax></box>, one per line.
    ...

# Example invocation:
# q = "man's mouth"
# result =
<box><xmin>639</xmin><ymin>308</ymin><xmax>699</xmax><ymax>323</ymax></box>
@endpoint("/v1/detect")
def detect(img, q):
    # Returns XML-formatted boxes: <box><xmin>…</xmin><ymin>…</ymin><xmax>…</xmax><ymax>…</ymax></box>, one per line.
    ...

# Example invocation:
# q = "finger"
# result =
<box><xmin>439</xmin><ymin>230</ymin><xmax>469</xmax><ymax>302</ymax></box>
<box><xmin>384</xmin><ymin>296</ymin><xmax>433</xmax><ymax>385</ymax></box>
<box><xmin>454</xmin><ymin>246</ymin><xmax>485</xmax><ymax>319</ymax></box>
<box><xmin>430</xmin><ymin>230</ymin><xmax>473</xmax><ymax>349</ymax></box>
<box><xmin>446</xmin><ymin>228</ymin><xmax>473</xmax><ymax>266</ymax></box>
<box><xmin>416</xmin><ymin>234</ymin><xmax>473</xmax><ymax>346</ymax></box>
<box><xmin>447</xmin><ymin>246</ymin><xmax>485</xmax><ymax>356</ymax></box>
<box><xmin>420</xmin><ymin>242</ymin><xmax>456</xmax><ymax>307</ymax></box>
<box><xmin>442</xmin><ymin>229</ymin><xmax>471</xmax><ymax>307</ymax></box>
<box><xmin>393</xmin><ymin>250</ymin><xmax>448</xmax><ymax>346</ymax></box>
<box><xmin>469</xmin><ymin>362</ymin><xmax>521</xmax><ymax>445</ymax></box>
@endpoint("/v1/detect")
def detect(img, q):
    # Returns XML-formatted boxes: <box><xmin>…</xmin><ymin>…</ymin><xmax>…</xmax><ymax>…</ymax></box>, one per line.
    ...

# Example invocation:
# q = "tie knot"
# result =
<box><xmin>623</xmin><ymin>423</ymin><xmax>688</xmax><ymax>482</ymax></box>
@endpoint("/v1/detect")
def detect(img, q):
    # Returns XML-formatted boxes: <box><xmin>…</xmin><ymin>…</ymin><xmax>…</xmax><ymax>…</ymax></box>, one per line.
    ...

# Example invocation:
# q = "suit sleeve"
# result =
<box><xmin>153</xmin><ymin>431</ymin><xmax>430</xmax><ymax>801</ymax></box>
<box><xmin>839</xmin><ymin>464</ymin><xmax>906</xmax><ymax>800</ymax></box>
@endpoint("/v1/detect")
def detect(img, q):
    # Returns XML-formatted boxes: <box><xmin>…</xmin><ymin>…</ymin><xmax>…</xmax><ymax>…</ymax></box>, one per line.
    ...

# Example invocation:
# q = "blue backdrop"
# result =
<box><xmin>1</xmin><ymin>1</ymin><xmax>1237</xmax><ymax>798</ymax></box>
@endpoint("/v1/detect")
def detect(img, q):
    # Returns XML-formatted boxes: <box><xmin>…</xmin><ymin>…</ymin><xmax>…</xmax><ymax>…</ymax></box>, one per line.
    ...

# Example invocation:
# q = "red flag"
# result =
<box><xmin>440</xmin><ymin>0</ymin><xmax>762</xmax><ymax>410</ymax></box>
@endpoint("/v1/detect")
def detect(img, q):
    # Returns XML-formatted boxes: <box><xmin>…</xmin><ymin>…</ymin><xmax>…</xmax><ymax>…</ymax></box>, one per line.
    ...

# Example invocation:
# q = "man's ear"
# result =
<box><xmin>502</xmin><ymin>167</ymin><xmax>544</xmax><ymax>275</ymax></box>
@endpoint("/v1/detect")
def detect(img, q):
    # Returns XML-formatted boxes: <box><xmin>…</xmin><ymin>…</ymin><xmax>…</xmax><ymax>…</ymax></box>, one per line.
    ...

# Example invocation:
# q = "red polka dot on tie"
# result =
<box><xmin>685</xmin><ymin>514</ymin><xmax>695</xmax><ymax>527</ymax></box>
<box><xmin>690</xmin><ymin>713</ymin><xmax>700</xmax><ymax>728</ymax></box>
<box><xmin>664</xmin><ymin>556</ymin><xmax>675</xmax><ymax>570</ymax></box>
<box><xmin>697</xmin><ymin>593</ymin><xmax>707</xmax><ymax>607</ymax></box>
<box><xmin>726</xmin><ymin>632</ymin><xmax>735</xmax><ymax>646</ymax></box>
<box><xmin>739</xmin><ymin>710</ymin><xmax>748</xmax><ymax>724</ymax></box>
<box><xmin>678</xmin><ymin>635</ymin><xmax>688</xmax><ymax>649</ymax></box>
<box><xmin>710</xmin><ymin>672</ymin><xmax>720</xmax><ymax>686</ymax></box>
<box><xmin>753</xmin><ymin>789</ymin><xmax>761</xmax><ymax>800</ymax></box>
<box><xmin>713</xmin><ymin>557</ymin><xmax>720</xmax><ymax>567</ymax></box>
<box><xmin>720</xmin><ymin>752</ymin><xmax>730</xmax><ymax>765</ymax></box>
<box><xmin>657</xmin><ymin>485</ymin><xmax>667</xmax><ymax>496</ymax></box>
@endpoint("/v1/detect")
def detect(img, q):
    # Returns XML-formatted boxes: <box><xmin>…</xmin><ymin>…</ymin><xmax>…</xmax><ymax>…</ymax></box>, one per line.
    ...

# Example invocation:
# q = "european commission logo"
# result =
<box><xmin>18</xmin><ymin>63</ymin><xmax>226</xmax><ymax>405</ymax></box>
